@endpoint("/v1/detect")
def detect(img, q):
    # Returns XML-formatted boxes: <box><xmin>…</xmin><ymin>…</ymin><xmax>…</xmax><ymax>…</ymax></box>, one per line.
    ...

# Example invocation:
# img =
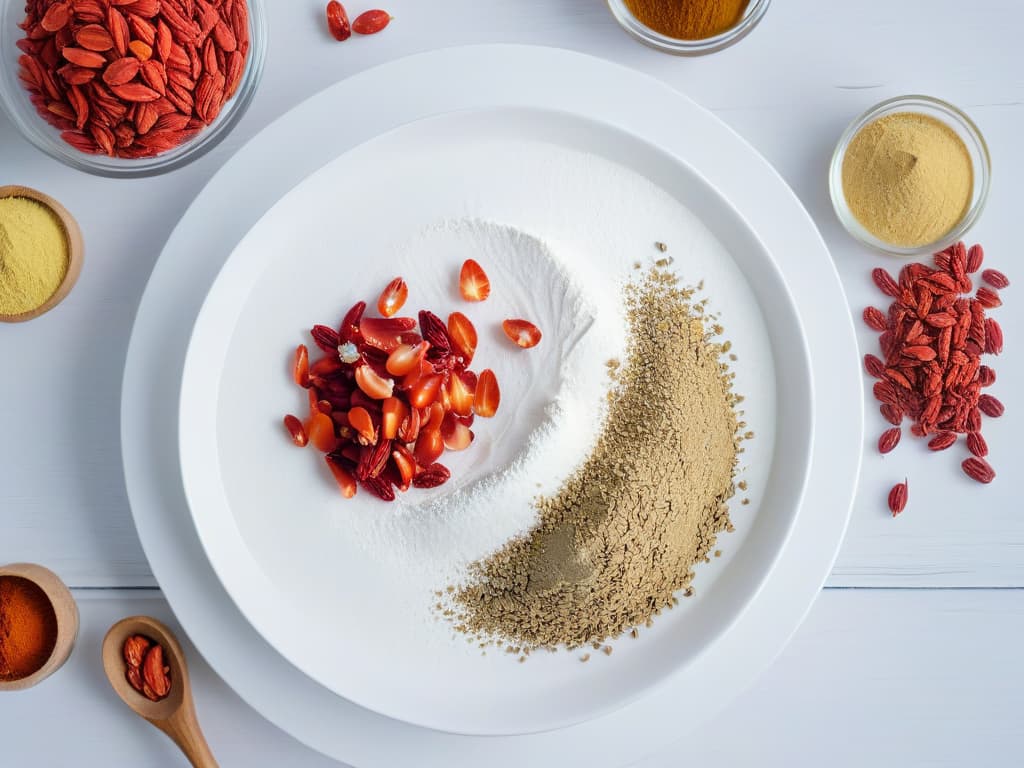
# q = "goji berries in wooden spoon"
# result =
<box><xmin>102</xmin><ymin>616</ymin><xmax>218</xmax><ymax>768</ymax></box>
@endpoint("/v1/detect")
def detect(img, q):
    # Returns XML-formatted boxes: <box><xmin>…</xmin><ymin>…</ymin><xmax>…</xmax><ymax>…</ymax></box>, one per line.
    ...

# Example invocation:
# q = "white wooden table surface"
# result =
<box><xmin>2</xmin><ymin>1</ymin><xmax>1022</xmax><ymax>765</ymax></box>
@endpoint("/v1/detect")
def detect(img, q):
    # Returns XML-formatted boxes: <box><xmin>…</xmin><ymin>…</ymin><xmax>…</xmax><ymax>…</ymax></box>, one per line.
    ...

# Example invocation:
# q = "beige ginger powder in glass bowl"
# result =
<box><xmin>830</xmin><ymin>95</ymin><xmax>990</xmax><ymax>257</ymax></box>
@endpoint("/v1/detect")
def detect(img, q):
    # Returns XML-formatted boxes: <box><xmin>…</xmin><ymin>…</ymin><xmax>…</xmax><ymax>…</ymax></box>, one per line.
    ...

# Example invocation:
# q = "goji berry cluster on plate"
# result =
<box><xmin>284</xmin><ymin>260</ymin><xmax>543</xmax><ymax>502</ymax></box>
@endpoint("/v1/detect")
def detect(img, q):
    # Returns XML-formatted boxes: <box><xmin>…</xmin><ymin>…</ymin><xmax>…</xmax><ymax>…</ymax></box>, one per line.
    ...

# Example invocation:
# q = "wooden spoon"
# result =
<box><xmin>102</xmin><ymin>616</ymin><xmax>218</xmax><ymax>768</ymax></box>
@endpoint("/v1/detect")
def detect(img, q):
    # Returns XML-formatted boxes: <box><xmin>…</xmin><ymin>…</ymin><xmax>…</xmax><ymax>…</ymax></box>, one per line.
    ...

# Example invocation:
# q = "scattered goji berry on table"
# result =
<box><xmin>352</xmin><ymin>9</ymin><xmax>392</xmax><ymax>35</ymax></box>
<box><xmin>325</xmin><ymin>1</ymin><xmax>351</xmax><ymax>41</ymax></box>
<box><xmin>888</xmin><ymin>479</ymin><xmax>908</xmax><ymax>517</ymax></box>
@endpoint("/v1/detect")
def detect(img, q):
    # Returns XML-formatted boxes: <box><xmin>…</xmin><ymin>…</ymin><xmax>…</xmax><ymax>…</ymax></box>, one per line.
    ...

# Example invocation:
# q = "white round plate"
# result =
<box><xmin>123</xmin><ymin>45</ymin><xmax>861</xmax><ymax>765</ymax></box>
<box><xmin>178</xmin><ymin>107</ymin><xmax>810</xmax><ymax>735</ymax></box>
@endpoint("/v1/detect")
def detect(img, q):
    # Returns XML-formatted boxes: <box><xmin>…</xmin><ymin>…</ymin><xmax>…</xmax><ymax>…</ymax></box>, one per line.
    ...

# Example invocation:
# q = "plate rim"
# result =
<box><xmin>122</xmin><ymin>44</ymin><xmax>862</xmax><ymax>767</ymax></box>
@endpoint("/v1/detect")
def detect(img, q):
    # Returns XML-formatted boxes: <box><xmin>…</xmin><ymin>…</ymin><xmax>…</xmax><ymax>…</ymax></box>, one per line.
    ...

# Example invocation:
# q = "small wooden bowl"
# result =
<box><xmin>0</xmin><ymin>185</ymin><xmax>84</xmax><ymax>323</ymax></box>
<box><xmin>0</xmin><ymin>563</ymin><xmax>79</xmax><ymax>691</ymax></box>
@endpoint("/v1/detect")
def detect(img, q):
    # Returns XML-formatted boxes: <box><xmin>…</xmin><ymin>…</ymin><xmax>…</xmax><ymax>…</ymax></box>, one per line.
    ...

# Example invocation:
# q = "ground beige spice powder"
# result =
<box><xmin>841</xmin><ymin>112</ymin><xmax>973</xmax><ymax>248</ymax></box>
<box><xmin>453</xmin><ymin>268</ymin><xmax>743</xmax><ymax>649</ymax></box>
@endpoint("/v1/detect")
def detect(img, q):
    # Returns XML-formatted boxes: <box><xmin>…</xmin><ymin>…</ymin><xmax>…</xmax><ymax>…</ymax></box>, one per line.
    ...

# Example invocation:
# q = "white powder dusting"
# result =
<box><xmin>342</xmin><ymin>219</ymin><xmax>625</xmax><ymax>588</ymax></box>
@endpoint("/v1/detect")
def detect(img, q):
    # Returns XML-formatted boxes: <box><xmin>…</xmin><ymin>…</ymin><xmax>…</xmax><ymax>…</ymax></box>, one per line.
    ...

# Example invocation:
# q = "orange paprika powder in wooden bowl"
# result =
<box><xmin>0</xmin><ymin>563</ymin><xmax>79</xmax><ymax>690</ymax></box>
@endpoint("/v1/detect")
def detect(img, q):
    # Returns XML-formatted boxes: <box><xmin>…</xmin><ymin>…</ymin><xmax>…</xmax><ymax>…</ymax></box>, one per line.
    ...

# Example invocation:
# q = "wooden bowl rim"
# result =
<box><xmin>0</xmin><ymin>562</ymin><xmax>79</xmax><ymax>690</ymax></box>
<box><xmin>0</xmin><ymin>185</ymin><xmax>84</xmax><ymax>323</ymax></box>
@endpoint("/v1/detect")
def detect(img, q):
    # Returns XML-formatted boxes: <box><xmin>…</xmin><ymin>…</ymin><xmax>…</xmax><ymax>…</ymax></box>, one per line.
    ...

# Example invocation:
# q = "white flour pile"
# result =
<box><xmin>342</xmin><ymin>219</ymin><xmax>625</xmax><ymax>589</ymax></box>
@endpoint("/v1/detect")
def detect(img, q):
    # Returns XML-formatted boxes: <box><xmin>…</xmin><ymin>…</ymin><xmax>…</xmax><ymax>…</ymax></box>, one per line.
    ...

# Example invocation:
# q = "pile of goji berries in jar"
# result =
<box><xmin>862</xmin><ymin>242</ymin><xmax>1008</xmax><ymax>516</ymax></box>
<box><xmin>16</xmin><ymin>0</ymin><xmax>250</xmax><ymax>158</ymax></box>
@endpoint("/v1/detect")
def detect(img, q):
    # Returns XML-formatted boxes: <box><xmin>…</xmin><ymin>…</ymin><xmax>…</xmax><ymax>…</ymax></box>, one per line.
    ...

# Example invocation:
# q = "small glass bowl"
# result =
<box><xmin>606</xmin><ymin>0</ymin><xmax>771</xmax><ymax>56</ymax></box>
<box><xmin>829</xmin><ymin>95</ymin><xmax>990</xmax><ymax>258</ymax></box>
<box><xmin>0</xmin><ymin>0</ymin><xmax>267</xmax><ymax>178</ymax></box>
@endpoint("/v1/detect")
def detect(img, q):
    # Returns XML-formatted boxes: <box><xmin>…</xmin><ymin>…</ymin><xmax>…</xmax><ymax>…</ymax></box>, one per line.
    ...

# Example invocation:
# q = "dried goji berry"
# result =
<box><xmin>351</xmin><ymin>9</ymin><xmax>391</xmax><ymax>35</ymax></box>
<box><xmin>325</xmin><ymin>0</ymin><xmax>351</xmax><ymax>41</ymax></box>
<box><xmin>887</xmin><ymin>480</ymin><xmax>908</xmax><ymax>517</ymax></box>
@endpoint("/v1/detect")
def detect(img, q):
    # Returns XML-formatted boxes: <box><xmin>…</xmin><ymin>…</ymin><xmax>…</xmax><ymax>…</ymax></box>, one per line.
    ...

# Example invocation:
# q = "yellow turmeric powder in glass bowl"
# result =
<box><xmin>0</xmin><ymin>187</ymin><xmax>82</xmax><ymax>322</ymax></box>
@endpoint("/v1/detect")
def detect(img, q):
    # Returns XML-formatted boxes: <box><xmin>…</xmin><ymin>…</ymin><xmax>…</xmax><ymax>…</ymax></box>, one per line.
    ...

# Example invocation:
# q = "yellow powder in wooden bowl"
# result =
<box><xmin>0</xmin><ymin>197</ymin><xmax>69</xmax><ymax>317</ymax></box>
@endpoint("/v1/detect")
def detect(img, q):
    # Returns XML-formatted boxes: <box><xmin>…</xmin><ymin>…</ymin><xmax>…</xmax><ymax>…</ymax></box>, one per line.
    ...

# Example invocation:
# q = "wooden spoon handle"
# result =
<box><xmin>158</xmin><ymin>702</ymin><xmax>219</xmax><ymax>768</ymax></box>
<box><xmin>169</xmin><ymin>730</ymin><xmax>218</xmax><ymax>768</ymax></box>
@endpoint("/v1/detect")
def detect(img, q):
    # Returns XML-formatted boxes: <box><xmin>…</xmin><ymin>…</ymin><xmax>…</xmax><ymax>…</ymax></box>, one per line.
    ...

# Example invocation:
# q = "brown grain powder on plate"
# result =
<box><xmin>453</xmin><ymin>268</ymin><xmax>743</xmax><ymax>649</ymax></box>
